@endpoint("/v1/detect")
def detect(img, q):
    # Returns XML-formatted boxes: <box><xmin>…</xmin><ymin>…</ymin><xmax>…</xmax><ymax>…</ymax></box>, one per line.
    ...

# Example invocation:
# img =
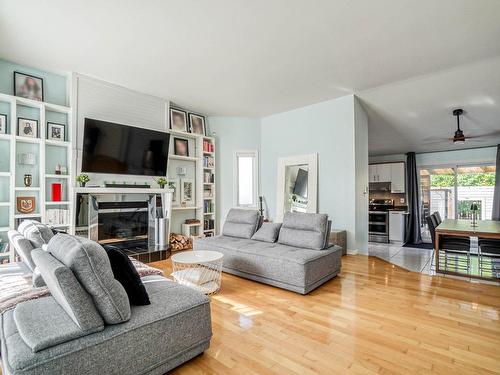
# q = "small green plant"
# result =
<box><xmin>76</xmin><ymin>174</ymin><xmax>90</xmax><ymax>187</ymax></box>
<box><xmin>154</xmin><ymin>177</ymin><xmax>168</xmax><ymax>188</ymax></box>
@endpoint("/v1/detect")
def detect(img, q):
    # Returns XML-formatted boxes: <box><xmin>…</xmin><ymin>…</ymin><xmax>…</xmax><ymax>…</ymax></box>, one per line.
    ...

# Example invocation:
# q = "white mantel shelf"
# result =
<box><xmin>74</xmin><ymin>187</ymin><xmax>174</xmax><ymax>194</ymax></box>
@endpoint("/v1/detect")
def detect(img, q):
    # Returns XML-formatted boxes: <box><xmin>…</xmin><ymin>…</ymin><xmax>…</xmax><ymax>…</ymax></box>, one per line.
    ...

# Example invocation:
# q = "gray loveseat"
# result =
<box><xmin>194</xmin><ymin>210</ymin><xmax>342</xmax><ymax>294</ymax></box>
<box><xmin>1</xmin><ymin>224</ymin><xmax>212</xmax><ymax>375</ymax></box>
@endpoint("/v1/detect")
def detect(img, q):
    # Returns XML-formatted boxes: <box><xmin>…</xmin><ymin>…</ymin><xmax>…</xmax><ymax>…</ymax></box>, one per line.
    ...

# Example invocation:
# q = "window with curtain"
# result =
<box><xmin>234</xmin><ymin>151</ymin><xmax>258</xmax><ymax>207</ymax></box>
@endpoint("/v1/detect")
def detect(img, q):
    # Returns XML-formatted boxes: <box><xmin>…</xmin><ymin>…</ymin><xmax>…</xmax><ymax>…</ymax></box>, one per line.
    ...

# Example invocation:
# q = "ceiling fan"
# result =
<box><xmin>423</xmin><ymin>108</ymin><xmax>500</xmax><ymax>145</ymax></box>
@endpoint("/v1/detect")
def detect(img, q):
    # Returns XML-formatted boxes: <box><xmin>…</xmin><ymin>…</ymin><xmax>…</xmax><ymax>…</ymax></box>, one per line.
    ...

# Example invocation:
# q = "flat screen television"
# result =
<box><xmin>81</xmin><ymin>118</ymin><xmax>170</xmax><ymax>176</ymax></box>
<box><xmin>293</xmin><ymin>168</ymin><xmax>308</xmax><ymax>198</ymax></box>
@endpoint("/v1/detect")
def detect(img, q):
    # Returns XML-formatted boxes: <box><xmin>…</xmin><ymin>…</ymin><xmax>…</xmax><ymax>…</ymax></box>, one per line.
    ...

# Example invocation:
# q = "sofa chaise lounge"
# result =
<box><xmin>1</xmin><ymin>222</ymin><xmax>212</xmax><ymax>375</ymax></box>
<box><xmin>194</xmin><ymin>209</ymin><xmax>342</xmax><ymax>294</ymax></box>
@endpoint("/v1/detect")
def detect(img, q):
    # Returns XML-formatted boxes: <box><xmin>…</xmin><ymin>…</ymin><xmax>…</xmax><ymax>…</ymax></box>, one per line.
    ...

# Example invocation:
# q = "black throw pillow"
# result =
<box><xmin>103</xmin><ymin>247</ymin><xmax>150</xmax><ymax>306</ymax></box>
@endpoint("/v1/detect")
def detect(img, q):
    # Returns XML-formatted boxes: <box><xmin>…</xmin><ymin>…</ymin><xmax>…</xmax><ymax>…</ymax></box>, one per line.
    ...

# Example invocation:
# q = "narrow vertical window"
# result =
<box><xmin>234</xmin><ymin>151</ymin><xmax>258</xmax><ymax>207</ymax></box>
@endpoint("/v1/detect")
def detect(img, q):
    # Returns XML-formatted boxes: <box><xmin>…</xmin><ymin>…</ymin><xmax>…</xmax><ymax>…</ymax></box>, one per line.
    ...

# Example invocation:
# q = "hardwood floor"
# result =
<box><xmin>150</xmin><ymin>255</ymin><xmax>500</xmax><ymax>375</ymax></box>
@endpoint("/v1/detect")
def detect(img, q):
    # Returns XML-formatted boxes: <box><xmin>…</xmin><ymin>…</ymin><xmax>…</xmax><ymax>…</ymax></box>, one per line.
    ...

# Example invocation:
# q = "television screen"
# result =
<box><xmin>293</xmin><ymin>168</ymin><xmax>308</xmax><ymax>198</ymax></box>
<box><xmin>81</xmin><ymin>118</ymin><xmax>169</xmax><ymax>176</ymax></box>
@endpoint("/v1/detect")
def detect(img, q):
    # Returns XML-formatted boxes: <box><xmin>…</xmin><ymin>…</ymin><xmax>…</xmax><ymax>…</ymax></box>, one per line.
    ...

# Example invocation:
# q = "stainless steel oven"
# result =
<box><xmin>368</xmin><ymin>199</ymin><xmax>393</xmax><ymax>243</ymax></box>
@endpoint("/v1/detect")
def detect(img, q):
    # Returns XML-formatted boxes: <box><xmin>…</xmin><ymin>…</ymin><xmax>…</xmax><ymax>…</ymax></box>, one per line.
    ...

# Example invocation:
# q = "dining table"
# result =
<box><xmin>435</xmin><ymin>219</ymin><xmax>500</xmax><ymax>279</ymax></box>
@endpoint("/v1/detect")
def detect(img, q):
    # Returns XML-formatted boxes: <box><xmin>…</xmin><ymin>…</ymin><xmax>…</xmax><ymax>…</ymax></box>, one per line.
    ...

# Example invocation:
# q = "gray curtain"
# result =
<box><xmin>404</xmin><ymin>152</ymin><xmax>423</xmax><ymax>244</ymax></box>
<box><xmin>493</xmin><ymin>144</ymin><xmax>500</xmax><ymax>220</ymax></box>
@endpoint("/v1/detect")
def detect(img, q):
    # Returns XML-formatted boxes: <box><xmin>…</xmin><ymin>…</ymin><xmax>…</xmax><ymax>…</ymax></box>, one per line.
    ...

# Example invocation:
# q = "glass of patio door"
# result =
<box><xmin>456</xmin><ymin>164</ymin><xmax>496</xmax><ymax>220</ymax></box>
<box><xmin>419</xmin><ymin>166</ymin><xmax>456</xmax><ymax>242</ymax></box>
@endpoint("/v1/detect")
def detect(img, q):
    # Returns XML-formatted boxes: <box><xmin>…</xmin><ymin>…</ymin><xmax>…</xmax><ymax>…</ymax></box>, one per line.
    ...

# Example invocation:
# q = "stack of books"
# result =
<box><xmin>203</xmin><ymin>140</ymin><xmax>214</xmax><ymax>153</ymax></box>
<box><xmin>46</xmin><ymin>209</ymin><xmax>69</xmax><ymax>225</ymax></box>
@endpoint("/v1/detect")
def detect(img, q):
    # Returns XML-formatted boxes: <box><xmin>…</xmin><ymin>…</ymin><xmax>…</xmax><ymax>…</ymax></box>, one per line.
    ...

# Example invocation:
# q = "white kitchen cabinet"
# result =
<box><xmin>369</xmin><ymin>165</ymin><xmax>378</xmax><ymax>182</ymax></box>
<box><xmin>377</xmin><ymin>164</ymin><xmax>391</xmax><ymax>182</ymax></box>
<box><xmin>390</xmin><ymin>162</ymin><xmax>405</xmax><ymax>193</ymax></box>
<box><xmin>389</xmin><ymin>211</ymin><xmax>406</xmax><ymax>242</ymax></box>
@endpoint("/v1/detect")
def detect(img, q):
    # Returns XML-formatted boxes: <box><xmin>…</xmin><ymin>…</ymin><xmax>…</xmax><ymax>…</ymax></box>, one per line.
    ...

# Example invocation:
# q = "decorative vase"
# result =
<box><xmin>23</xmin><ymin>174</ymin><xmax>32</xmax><ymax>187</ymax></box>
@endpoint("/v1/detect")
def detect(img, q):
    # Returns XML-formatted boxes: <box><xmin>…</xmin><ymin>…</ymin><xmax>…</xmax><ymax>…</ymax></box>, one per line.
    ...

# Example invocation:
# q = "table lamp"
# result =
<box><xmin>470</xmin><ymin>202</ymin><xmax>479</xmax><ymax>228</ymax></box>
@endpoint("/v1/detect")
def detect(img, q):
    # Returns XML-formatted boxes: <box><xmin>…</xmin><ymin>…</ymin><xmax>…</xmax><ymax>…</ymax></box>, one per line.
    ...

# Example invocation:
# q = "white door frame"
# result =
<box><xmin>276</xmin><ymin>153</ymin><xmax>318</xmax><ymax>222</ymax></box>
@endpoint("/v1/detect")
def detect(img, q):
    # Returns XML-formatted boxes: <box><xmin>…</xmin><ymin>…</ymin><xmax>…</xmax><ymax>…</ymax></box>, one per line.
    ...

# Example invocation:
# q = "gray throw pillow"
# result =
<box><xmin>48</xmin><ymin>234</ymin><xmax>131</xmax><ymax>325</ymax></box>
<box><xmin>18</xmin><ymin>220</ymin><xmax>54</xmax><ymax>248</ymax></box>
<box><xmin>222</xmin><ymin>209</ymin><xmax>260</xmax><ymax>239</ymax></box>
<box><xmin>251</xmin><ymin>223</ymin><xmax>282</xmax><ymax>243</ymax></box>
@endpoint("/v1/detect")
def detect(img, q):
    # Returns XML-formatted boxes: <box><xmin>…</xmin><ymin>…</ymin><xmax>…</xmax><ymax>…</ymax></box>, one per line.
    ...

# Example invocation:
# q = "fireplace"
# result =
<box><xmin>97</xmin><ymin>201</ymin><xmax>149</xmax><ymax>244</ymax></box>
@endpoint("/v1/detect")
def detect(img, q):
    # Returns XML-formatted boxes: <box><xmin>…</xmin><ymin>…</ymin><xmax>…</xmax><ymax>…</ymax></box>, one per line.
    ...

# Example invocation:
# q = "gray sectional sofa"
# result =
<box><xmin>1</xmin><ymin>222</ymin><xmax>212</xmax><ymax>375</ymax></box>
<box><xmin>194</xmin><ymin>209</ymin><xmax>342</xmax><ymax>294</ymax></box>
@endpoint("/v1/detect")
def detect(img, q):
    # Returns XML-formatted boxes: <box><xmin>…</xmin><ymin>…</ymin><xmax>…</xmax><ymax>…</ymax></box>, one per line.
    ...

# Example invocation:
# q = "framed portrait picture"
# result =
<box><xmin>188</xmin><ymin>113</ymin><xmax>206</xmax><ymax>136</ymax></box>
<box><xmin>181</xmin><ymin>178</ymin><xmax>195</xmax><ymax>206</ymax></box>
<box><xmin>0</xmin><ymin>114</ymin><xmax>7</xmax><ymax>134</ymax></box>
<box><xmin>170</xmin><ymin>108</ymin><xmax>188</xmax><ymax>132</ymax></box>
<box><xmin>169</xmin><ymin>178</ymin><xmax>180</xmax><ymax>206</ymax></box>
<box><xmin>14</xmin><ymin>72</ymin><xmax>44</xmax><ymax>102</ymax></box>
<box><xmin>47</xmin><ymin>122</ymin><xmax>65</xmax><ymax>141</ymax></box>
<box><xmin>174</xmin><ymin>138</ymin><xmax>189</xmax><ymax>157</ymax></box>
<box><xmin>17</xmin><ymin>118</ymin><xmax>38</xmax><ymax>138</ymax></box>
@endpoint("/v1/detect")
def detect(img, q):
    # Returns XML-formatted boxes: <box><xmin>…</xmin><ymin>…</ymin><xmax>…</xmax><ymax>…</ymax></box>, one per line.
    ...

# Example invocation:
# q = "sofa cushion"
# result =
<box><xmin>32</xmin><ymin>267</ymin><xmax>46</xmax><ymax>287</ymax></box>
<box><xmin>13</xmin><ymin>296</ymin><xmax>103</xmax><ymax>352</ymax></box>
<box><xmin>7</xmin><ymin>231</ymin><xmax>36</xmax><ymax>271</ymax></box>
<box><xmin>222</xmin><ymin>209</ymin><xmax>260</xmax><ymax>239</ymax></box>
<box><xmin>278</xmin><ymin>212</ymin><xmax>329</xmax><ymax>250</ymax></box>
<box><xmin>1</xmin><ymin>277</ymin><xmax>212</xmax><ymax>375</ymax></box>
<box><xmin>251</xmin><ymin>222</ymin><xmax>282</xmax><ymax>243</ymax></box>
<box><xmin>31</xmin><ymin>249</ymin><xmax>104</xmax><ymax>333</ymax></box>
<box><xmin>47</xmin><ymin>234</ymin><xmax>131</xmax><ymax>324</ymax></box>
<box><xmin>18</xmin><ymin>220</ymin><xmax>54</xmax><ymax>249</ymax></box>
<box><xmin>104</xmin><ymin>247</ymin><xmax>150</xmax><ymax>306</ymax></box>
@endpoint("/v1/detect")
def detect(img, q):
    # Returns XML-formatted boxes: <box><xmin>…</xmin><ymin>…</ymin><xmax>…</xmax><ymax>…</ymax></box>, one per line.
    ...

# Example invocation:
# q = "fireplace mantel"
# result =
<box><xmin>74</xmin><ymin>187</ymin><xmax>174</xmax><ymax>194</ymax></box>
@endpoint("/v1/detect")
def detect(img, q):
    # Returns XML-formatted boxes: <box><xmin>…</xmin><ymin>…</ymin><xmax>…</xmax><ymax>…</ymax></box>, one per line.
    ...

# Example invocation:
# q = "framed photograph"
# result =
<box><xmin>188</xmin><ymin>113</ymin><xmax>206</xmax><ymax>135</ymax></box>
<box><xmin>170</xmin><ymin>108</ymin><xmax>188</xmax><ymax>132</ymax></box>
<box><xmin>169</xmin><ymin>178</ymin><xmax>180</xmax><ymax>206</ymax></box>
<box><xmin>0</xmin><ymin>114</ymin><xmax>7</xmax><ymax>134</ymax></box>
<box><xmin>16</xmin><ymin>196</ymin><xmax>36</xmax><ymax>214</ymax></box>
<box><xmin>14</xmin><ymin>72</ymin><xmax>44</xmax><ymax>102</ymax></box>
<box><xmin>17</xmin><ymin>118</ymin><xmax>38</xmax><ymax>138</ymax></box>
<box><xmin>174</xmin><ymin>138</ymin><xmax>189</xmax><ymax>157</ymax></box>
<box><xmin>181</xmin><ymin>178</ymin><xmax>195</xmax><ymax>206</ymax></box>
<box><xmin>47</xmin><ymin>122</ymin><xmax>65</xmax><ymax>141</ymax></box>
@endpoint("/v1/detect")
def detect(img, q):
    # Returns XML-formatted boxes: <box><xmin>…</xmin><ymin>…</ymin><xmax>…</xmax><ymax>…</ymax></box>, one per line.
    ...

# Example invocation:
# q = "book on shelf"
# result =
<box><xmin>203</xmin><ymin>200</ymin><xmax>214</xmax><ymax>213</ymax></box>
<box><xmin>203</xmin><ymin>155</ymin><xmax>215</xmax><ymax>168</ymax></box>
<box><xmin>203</xmin><ymin>140</ymin><xmax>215</xmax><ymax>153</ymax></box>
<box><xmin>204</xmin><ymin>218</ymin><xmax>215</xmax><ymax>231</ymax></box>
<box><xmin>203</xmin><ymin>171</ymin><xmax>214</xmax><ymax>183</ymax></box>
<box><xmin>203</xmin><ymin>185</ymin><xmax>214</xmax><ymax>198</ymax></box>
<box><xmin>46</xmin><ymin>209</ymin><xmax>69</xmax><ymax>225</ymax></box>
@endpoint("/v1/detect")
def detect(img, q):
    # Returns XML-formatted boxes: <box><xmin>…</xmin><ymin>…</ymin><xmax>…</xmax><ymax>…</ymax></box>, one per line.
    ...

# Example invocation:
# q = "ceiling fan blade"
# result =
<box><xmin>465</xmin><ymin>130</ymin><xmax>500</xmax><ymax>139</ymax></box>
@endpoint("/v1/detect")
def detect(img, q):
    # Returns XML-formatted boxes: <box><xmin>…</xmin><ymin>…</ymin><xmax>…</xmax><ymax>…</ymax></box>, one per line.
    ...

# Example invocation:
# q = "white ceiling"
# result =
<box><xmin>1</xmin><ymin>0</ymin><xmax>500</xmax><ymax>155</ymax></box>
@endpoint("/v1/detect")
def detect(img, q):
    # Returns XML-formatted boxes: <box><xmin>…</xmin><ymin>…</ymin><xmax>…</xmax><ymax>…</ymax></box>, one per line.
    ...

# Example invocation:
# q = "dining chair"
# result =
<box><xmin>478</xmin><ymin>238</ymin><xmax>500</xmax><ymax>278</ymax></box>
<box><xmin>427</xmin><ymin>214</ymin><xmax>471</xmax><ymax>274</ymax></box>
<box><xmin>433</xmin><ymin>211</ymin><xmax>442</xmax><ymax>224</ymax></box>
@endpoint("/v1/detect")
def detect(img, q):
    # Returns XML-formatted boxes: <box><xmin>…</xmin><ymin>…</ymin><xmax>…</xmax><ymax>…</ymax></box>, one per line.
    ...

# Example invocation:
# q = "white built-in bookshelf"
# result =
<box><xmin>167</xmin><ymin>129</ymin><xmax>216</xmax><ymax>240</ymax></box>
<box><xmin>0</xmin><ymin>92</ymin><xmax>72</xmax><ymax>262</ymax></box>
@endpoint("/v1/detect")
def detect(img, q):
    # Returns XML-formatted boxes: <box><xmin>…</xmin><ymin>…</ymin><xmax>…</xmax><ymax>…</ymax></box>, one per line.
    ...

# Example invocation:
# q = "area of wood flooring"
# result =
<box><xmin>150</xmin><ymin>255</ymin><xmax>500</xmax><ymax>375</ymax></box>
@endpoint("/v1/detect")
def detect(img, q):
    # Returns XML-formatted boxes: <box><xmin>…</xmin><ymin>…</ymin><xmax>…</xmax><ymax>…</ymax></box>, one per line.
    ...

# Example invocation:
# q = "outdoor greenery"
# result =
<box><xmin>430</xmin><ymin>172</ymin><xmax>495</xmax><ymax>187</ymax></box>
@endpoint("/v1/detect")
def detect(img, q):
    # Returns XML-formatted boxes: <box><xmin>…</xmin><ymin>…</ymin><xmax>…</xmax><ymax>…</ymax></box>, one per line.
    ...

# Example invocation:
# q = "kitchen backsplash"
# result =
<box><xmin>369</xmin><ymin>191</ymin><xmax>407</xmax><ymax>206</ymax></box>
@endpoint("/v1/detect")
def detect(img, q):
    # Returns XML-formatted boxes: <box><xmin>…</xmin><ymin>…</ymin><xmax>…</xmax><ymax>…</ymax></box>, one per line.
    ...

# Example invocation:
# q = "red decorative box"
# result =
<box><xmin>52</xmin><ymin>183</ymin><xmax>62</xmax><ymax>202</ymax></box>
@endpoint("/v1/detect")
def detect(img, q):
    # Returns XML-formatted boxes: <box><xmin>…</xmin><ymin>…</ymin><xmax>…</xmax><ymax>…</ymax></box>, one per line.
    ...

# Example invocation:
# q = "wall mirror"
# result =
<box><xmin>276</xmin><ymin>153</ymin><xmax>318</xmax><ymax>222</ymax></box>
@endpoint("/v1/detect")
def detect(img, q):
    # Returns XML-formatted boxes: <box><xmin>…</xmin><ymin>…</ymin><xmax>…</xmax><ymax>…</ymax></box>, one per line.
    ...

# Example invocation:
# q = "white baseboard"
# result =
<box><xmin>346</xmin><ymin>249</ymin><xmax>358</xmax><ymax>255</ymax></box>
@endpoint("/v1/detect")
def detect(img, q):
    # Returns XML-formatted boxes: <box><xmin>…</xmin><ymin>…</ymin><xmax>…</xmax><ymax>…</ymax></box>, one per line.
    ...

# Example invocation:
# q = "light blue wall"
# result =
<box><xmin>261</xmin><ymin>95</ymin><xmax>362</xmax><ymax>251</ymax></box>
<box><xmin>206</xmin><ymin>117</ymin><xmax>261</xmax><ymax>229</ymax></box>
<box><xmin>0</xmin><ymin>59</ymin><xmax>68</xmax><ymax>106</ymax></box>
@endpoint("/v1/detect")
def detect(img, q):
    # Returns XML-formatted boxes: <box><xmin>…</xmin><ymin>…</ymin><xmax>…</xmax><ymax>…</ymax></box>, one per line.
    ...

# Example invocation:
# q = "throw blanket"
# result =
<box><xmin>0</xmin><ymin>258</ymin><xmax>163</xmax><ymax>315</ymax></box>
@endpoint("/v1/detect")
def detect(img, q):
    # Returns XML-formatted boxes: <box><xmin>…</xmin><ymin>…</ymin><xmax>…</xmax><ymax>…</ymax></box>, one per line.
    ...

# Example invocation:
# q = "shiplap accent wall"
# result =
<box><xmin>72</xmin><ymin>74</ymin><xmax>169</xmax><ymax>185</ymax></box>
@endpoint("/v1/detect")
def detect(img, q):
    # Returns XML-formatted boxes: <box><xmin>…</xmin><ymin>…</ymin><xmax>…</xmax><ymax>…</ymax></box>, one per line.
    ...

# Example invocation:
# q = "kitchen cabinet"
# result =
<box><xmin>369</xmin><ymin>164</ymin><xmax>391</xmax><ymax>182</ymax></box>
<box><xmin>369</xmin><ymin>162</ymin><xmax>405</xmax><ymax>192</ymax></box>
<box><xmin>390</xmin><ymin>163</ymin><xmax>405</xmax><ymax>193</ymax></box>
<box><xmin>389</xmin><ymin>211</ymin><xmax>406</xmax><ymax>242</ymax></box>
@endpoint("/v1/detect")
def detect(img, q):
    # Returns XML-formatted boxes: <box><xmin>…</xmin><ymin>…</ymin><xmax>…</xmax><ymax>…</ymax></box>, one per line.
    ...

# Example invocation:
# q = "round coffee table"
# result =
<box><xmin>171</xmin><ymin>251</ymin><xmax>224</xmax><ymax>295</ymax></box>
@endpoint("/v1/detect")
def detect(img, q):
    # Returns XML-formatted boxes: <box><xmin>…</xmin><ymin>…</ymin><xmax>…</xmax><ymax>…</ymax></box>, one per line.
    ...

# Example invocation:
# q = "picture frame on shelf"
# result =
<box><xmin>16</xmin><ymin>196</ymin><xmax>36</xmax><ymax>214</ymax></box>
<box><xmin>47</xmin><ymin>122</ymin><xmax>65</xmax><ymax>142</ymax></box>
<box><xmin>181</xmin><ymin>178</ymin><xmax>195</xmax><ymax>206</ymax></box>
<box><xmin>169</xmin><ymin>178</ymin><xmax>180</xmax><ymax>206</ymax></box>
<box><xmin>170</xmin><ymin>108</ymin><xmax>188</xmax><ymax>133</ymax></box>
<box><xmin>14</xmin><ymin>71</ymin><xmax>44</xmax><ymax>102</ymax></box>
<box><xmin>0</xmin><ymin>114</ymin><xmax>6</xmax><ymax>134</ymax></box>
<box><xmin>188</xmin><ymin>113</ymin><xmax>206</xmax><ymax>136</ymax></box>
<box><xmin>17</xmin><ymin>118</ymin><xmax>38</xmax><ymax>138</ymax></box>
<box><xmin>173</xmin><ymin>137</ymin><xmax>189</xmax><ymax>157</ymax></box>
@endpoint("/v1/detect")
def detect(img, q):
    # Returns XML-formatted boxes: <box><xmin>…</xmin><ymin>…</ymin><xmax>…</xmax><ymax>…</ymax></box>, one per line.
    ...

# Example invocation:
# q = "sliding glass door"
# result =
<box><xmin>419</xmin><ymin>163</ymin><xmax>496</xmax><ymax>243</ymax></box>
